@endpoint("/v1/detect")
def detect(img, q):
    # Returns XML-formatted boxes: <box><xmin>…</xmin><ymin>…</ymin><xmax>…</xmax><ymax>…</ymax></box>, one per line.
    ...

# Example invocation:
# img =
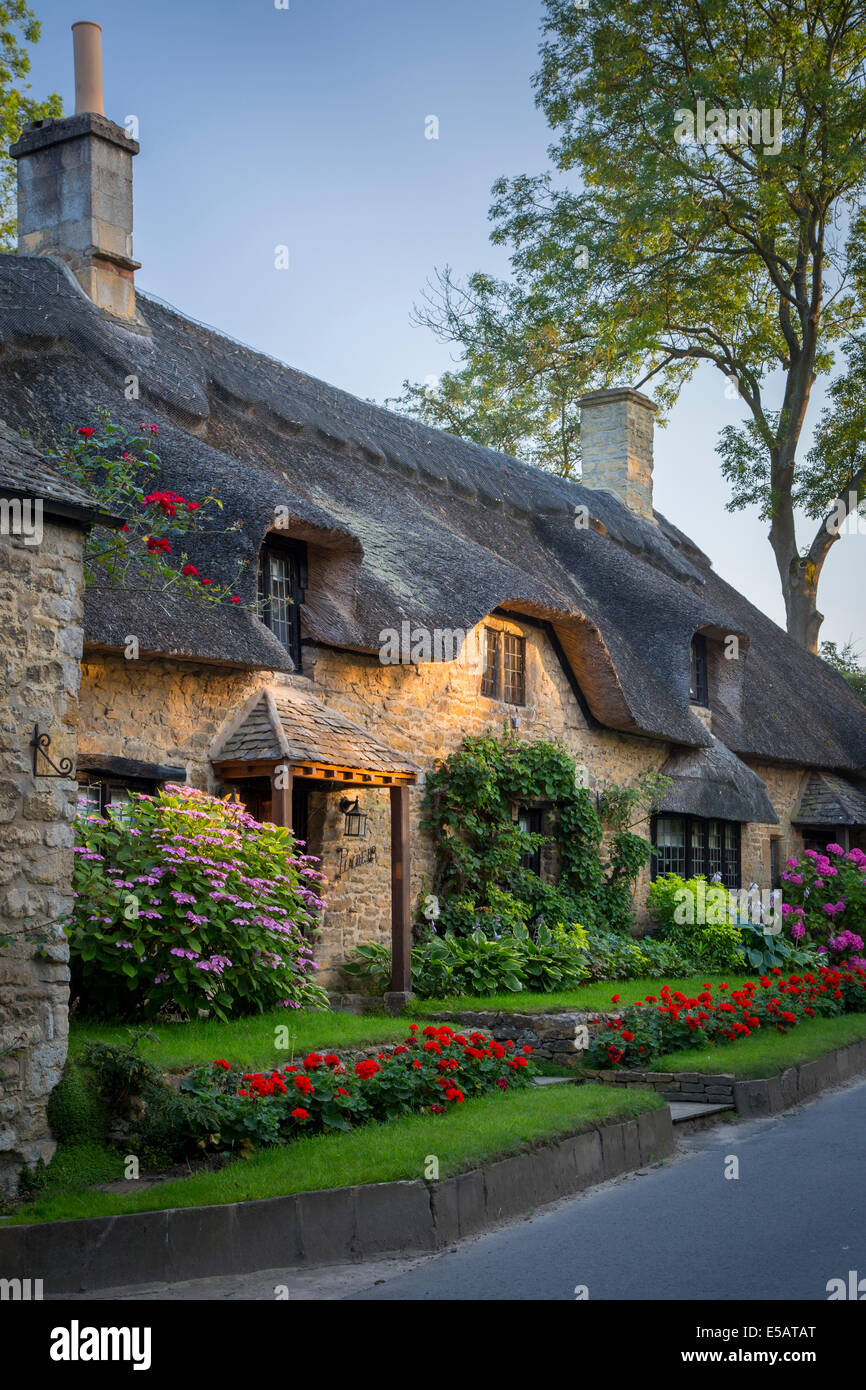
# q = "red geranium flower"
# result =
<box><xmin>77</xmin><ymin>426</ymin><xmax>95</xmax><ymax>438</ymax></box>
<box><xmin>291</xmin><ymin>1108</ymin><xmax>310</xmax><ymax>1120</ymax></box>
<box><xmin>213</xmin><ymin>1059</ymin><xmax>230</xmax><ymax>1070</ymax></box>
<box><xmin>182</xmin><ymin>563</ymin><xmax>199</xmax><ymax>577</ymax></box>
<box><xmin>355</xmin><ymin>1059</ymin><xmax>380</xmax><ymax>1079</ymax></box>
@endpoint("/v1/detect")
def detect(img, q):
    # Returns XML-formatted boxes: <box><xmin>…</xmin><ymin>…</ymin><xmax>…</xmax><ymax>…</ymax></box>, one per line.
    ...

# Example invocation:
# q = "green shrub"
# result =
<box><xmin>581</xmin><ymin>928</ymin><xmax>698</xmax><ymax>981</ymax></box>
<box><xmin>46</xmin><ymin>1062</ymin><xmax>106</xmax><ymax>1144</ymax></box>
<box><xmin>647</xmin><ymin>874</ymin><xmax>745</xmax><ymax>970</ymax></box>
<box><xmin>344</xmin><ymin>924</ymin><xmax>590</xmax><ymax>998</ymax></box>
<box><xmin>81</xmin><ymin>1039</ymin><xmax>226</xmax><ymax>1166</ymax></box>
<box><xmin>67</xmin><ymin>783</ymin><xmax>329</xmax><ymax>1019</ymax></box>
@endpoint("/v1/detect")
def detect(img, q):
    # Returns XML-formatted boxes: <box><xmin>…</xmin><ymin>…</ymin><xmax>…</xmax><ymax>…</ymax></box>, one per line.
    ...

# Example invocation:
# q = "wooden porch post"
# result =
<box><xmin>270</xmin><ymin>761</ymin><xmax>293</xmax><ymax>828</ymax></box>
<box><xmin>388</xmin><ymin>782</ymin><xmax>412</xmax><ymax>1001</ymax></box>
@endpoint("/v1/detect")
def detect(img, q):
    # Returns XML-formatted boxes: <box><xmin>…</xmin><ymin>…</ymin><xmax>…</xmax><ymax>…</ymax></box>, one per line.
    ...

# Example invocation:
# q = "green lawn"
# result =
<box><xmin>68</xmin><ymin>1009</ymin><xmax>413</xmax><ymax>1073</ymax></box>
<box><xmin>653</xmin><ymin>1012</ymin><xmax>866</xmax><ymax>1079</ymax></box>
<box><xmin>410</xmin><ymin>975</ymin><xmax>754</xmax><ymax>1017</ymax></box>
<box><xmin>8</xmin><ymin>1084</ymin><xmax>663</xmax><ymax>1225</ymax></box>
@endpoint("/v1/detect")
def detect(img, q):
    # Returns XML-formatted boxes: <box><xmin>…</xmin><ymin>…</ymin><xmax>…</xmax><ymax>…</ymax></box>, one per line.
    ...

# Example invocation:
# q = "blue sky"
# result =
<box><xmin>23</xmin><ymin>0</ymin><xmax>864</xmax><ymax>652</ymax></box>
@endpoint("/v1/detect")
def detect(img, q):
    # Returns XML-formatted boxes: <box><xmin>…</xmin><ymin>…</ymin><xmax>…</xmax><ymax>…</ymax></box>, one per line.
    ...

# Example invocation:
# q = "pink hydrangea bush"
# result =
<box><xmin>780</xmin><ymin>843</ymin><xmax>866</xmax><ymax>956</ymax></box>
<box><xmin>68</xmin><ymin>784</ymin><xmax>328</xmax><ymax>1019</ymax></box>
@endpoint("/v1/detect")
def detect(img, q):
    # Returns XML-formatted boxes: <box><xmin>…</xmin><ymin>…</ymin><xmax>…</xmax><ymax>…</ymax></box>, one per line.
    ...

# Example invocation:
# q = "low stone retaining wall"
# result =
<box><xmin>0</xmin><ymin>1107</ymin><xmax>672</xmax><ymax>1295</ymax></box>
<box><xmin>579</xmin><ymin>1068</ymin><xmax>736</xmax><ymax>1107</ymax></box>
<box><xmin>428</xmin><ymin>1008</ymin><xmax>602</xmax><ymax>1068</ymax></box>
<box><xmin>579</xmin><ymin>1036</ymin><xmax>866</xmax><ymax>1115</ymax></box>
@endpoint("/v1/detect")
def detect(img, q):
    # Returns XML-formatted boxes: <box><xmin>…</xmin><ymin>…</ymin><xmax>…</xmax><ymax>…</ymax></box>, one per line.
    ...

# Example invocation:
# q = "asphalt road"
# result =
<box><xmin>65</xmin><ymin>1076</ymin><xmax>866</xmax><ymax>1302</ymax></box>
<box><xmin>349</xmin><ymin>1076</ymin><xmax>866</xmax><ymax>1301</ymax></box>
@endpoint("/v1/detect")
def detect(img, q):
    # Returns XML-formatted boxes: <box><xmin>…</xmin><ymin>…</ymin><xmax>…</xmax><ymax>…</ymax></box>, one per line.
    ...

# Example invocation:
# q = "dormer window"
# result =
<box><xmin>258</xmin><ymin>537</ymin><xmax>307</xmax><ymax>669</ymax></box>
<box><xmin>689</xmin><ymin>634</ymin><xmax>709</xmax><ymax>706</ymax></box>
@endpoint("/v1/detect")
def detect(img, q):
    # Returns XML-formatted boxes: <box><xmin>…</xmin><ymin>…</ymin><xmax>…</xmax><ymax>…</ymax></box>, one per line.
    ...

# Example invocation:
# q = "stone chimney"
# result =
<box><xmin>578</xmin><ymin>387</ymin><xmax>657</xmax><ymax>521</ymax></box>
<box><xmin>10</xmin><ymin>22</ymin><xmax>141</xmax><ymax>323</ymax></box>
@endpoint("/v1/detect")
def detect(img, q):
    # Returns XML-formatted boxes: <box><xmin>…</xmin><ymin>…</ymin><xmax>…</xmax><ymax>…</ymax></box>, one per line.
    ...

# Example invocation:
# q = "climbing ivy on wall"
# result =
<box><xmin>421</xmin><ymin>728</ymin><xmax>668</xmax><ymax>934</ymax></box>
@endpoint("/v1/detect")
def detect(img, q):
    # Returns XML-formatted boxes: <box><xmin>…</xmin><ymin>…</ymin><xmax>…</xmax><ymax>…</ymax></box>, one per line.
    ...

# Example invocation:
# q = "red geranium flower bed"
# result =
<box><xmin>583</xmin><ymin>961</ymin><xmax>866</xmax><ymax>1069</ymax></box>
<box><xmin>181</xmin><ymin>1023</ymin><xmax>537</xmax><ymax>1149</ymax></box>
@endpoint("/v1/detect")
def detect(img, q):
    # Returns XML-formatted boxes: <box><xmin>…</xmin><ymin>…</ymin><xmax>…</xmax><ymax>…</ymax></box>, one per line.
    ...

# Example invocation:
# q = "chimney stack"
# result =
<box><xmin>10</xmin><ymin>22</ymin><xmax>141</xmax><ymax>324</ymax></box>
<box><xmin>578</xmin><ymin>387</ymin><xmax>657</xmax><ymax>522</ymax></box>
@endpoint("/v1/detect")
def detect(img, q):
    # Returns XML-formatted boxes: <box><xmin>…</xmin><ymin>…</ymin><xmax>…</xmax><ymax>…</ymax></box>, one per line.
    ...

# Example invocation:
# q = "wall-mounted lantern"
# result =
<box><xmin>339</xmin><ymin>795</ymin><xmax>367</xmax><ymax>838</ymax></box>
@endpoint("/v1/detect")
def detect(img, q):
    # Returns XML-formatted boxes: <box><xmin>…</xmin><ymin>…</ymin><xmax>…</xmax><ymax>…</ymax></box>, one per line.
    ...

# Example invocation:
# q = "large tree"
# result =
<box><xmin>0</xmin><ymin>1</ymin><xmax>61</xmax><ymax>249</ymax></box>
<box><xmin>394</xmin><ymin>0</ymin><xmax>866</xmax><ymax>650</ymax></box>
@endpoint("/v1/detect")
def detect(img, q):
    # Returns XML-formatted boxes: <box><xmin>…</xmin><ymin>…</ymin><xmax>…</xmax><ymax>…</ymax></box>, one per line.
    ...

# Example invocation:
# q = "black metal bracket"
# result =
<box><xmin>31</xmin><ymin>724</ymin><xmax>74</xmax><ymax>778</ymax></box>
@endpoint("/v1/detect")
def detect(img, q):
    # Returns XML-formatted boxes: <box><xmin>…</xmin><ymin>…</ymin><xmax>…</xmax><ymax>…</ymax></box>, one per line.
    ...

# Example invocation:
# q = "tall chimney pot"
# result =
<box><xmin>72</xmin><ymin>21</ymin><xmax>104</xmax><ymax>116</ymax></box>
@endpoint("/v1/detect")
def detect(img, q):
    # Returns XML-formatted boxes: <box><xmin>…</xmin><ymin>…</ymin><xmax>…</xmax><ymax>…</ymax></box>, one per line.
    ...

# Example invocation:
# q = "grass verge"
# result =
<box><xmin>8</xmin><ymin>1084</ymin><xmax>662</xmax><ymax>1226</ymax></box>
<box><xmin>68</xmin><ymin>1009</ymin><xmax>411</xmax><ymax>1073</ymax></box>
<box><xmin>653</xmin><ymin>1012</ymin><xmax>866</xmax><ymax>1078</ymax></box>
<box><xmin>410</xmin><ymin>975</ymin><xmax>754</xmax><ymax>1016</ymax></box>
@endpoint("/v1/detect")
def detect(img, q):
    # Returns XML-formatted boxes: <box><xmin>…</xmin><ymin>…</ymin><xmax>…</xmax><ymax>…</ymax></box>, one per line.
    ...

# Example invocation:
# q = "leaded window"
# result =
<box><xmin>651</xmin><ymin>815</ymin><xmax>741</xmax><ymax>890</ymax></box>
<box><xmin>258</xmin><ymin>538</ymin><xmax>307</xmax><ymax>669</ymax></box>
<box><xmin>480</xmin><ymin>626</ymin><xmax>526</xmax><ymax>706</ymax></box>
<box><xmin>689</xmin><ymin>634</ymin><xmax>709</xmax><ymax>706</ymax></box>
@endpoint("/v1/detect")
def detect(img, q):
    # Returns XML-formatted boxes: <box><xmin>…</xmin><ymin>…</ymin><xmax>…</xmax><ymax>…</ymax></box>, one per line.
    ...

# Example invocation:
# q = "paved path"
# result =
<box><xmin>63</xmin><ymin>1076</ymin><xmax>866</xmax><ymax>1301</ymax></box>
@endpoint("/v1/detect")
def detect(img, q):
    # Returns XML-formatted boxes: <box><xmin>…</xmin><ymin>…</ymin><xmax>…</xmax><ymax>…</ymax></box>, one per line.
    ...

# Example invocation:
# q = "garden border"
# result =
<box><xmin>579</xmin><ymin>1035</ymin><xmax>866</xmax><ymax>1114</ymax></box>
<box><xmin>0</xmin><ymin>1108</ymin><xmax>672</xmax><ymax>1295</ymax></box>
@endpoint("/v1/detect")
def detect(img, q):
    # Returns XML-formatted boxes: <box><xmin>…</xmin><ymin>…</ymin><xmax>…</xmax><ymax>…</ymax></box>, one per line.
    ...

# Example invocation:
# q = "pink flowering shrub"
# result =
<box><xmin>68</xmin><ymin>785</ymin><xmax>328</xmax><ymax>1019</ymax></box>
<box><xmin>780</xmin><ymin>843</ymin><xmax>866</xmax><ymax>955</ymax></box>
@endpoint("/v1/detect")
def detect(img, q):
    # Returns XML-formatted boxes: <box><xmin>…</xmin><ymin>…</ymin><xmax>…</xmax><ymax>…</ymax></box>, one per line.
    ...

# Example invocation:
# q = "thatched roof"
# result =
<box><xmin>792</xmin><ymin>772</ymin><xmax>866</xmax><ymax>827</ymax></box>
<box><xmin>658</xmin><ymin>738</ymin><xmax>779</xmax><ymax>824</ymax></box>
<box><xmin>0</xmin><ymin>419</ymin><xmax>122</xmax><ymax>527</ymax></box>
<box><xmin>0</xmin><ymin>253</ymin><xmax>864</xmax><ymax>772</ymax></box>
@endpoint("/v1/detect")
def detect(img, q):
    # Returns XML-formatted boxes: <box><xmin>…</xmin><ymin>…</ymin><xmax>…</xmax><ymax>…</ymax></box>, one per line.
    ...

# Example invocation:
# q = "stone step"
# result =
<box><xmin>669</xmin><ymin>1100</ymin><xmax>732</xmax><ymax>1123</ymax></box>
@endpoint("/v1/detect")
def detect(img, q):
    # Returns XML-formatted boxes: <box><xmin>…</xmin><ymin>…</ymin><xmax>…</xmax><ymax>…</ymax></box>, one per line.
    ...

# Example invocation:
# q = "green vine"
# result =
<box><xmin>421</xmin><ymin>728</ymin><xmax>669</xmax><ymax>934</ymax></box>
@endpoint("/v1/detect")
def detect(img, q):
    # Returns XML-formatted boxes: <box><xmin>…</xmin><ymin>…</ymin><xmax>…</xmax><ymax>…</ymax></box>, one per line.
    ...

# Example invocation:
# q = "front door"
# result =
<box><xmin>224</xmin><ymin>777</ymin><xmax>309</xmax><ymax>837</ymax></box>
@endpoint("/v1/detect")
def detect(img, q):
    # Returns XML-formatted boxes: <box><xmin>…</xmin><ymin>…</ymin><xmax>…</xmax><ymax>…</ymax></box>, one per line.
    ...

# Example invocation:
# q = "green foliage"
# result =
<box><xmin>49</xmin><ymin>415</ymin><xmax>246</xmax><ymax>603</ymax></box>
<box><xmin>422</xmin><ymin>728</ymin><xmax>656</xmax><ymax>934</ymax></box>
<box><xmin>0</xmin><ymin>3</ymin><xmax>62</xmax><ymax>250</ymax></box>
<box><xmin>735</xmin><ymin>920</ymin><xmax>816</xmax><ymax>974</ymax></box>
<box><xmin>397</xmin><ymin>0</ymin><xmax>866</xmax><ymax>643</ymax></box>
<box><xmin>821</xmin><ymin>639</ymin><xmax>866</xmax><ymax>706</ymax></box>
<box><xmin>647</xmin><ymin>873</ymin><xmax>745</xmax><ymax>970</ymax></box>
<box><xmin>384</xmin><ymin>269</ymin><xmax>583</xmax><ymax>476</ymax></box>
<box><xmin>46</xmin><ymin>1062</ymin><xmax>106</xmax><ymax>1145</ymax></box>
<box><xmin>580</xmin><ymin>929</ymin><xmax>698</xmax><ymax>982</ymax></box>
<box><xmin>67</xmin><ymin>784</ymin><xmax>329</xmax><ymax>1020</ymax></box>
<box><xmin>344</xmin><ymin>924</ymin><xmax>591</xmax><ymax>998</ymax></box>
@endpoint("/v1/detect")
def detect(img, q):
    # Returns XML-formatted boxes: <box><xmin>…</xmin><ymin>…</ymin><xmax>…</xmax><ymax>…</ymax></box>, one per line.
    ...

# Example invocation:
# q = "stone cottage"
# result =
<box><xmin>1</xmin><ymin>24</ymin><xmax>865</xmax><ymax>1013</ymax></box>
<box><xmin>0</xmin><ymin>425</ymin><xmax>121</xmax><ymax>1194</ymax></box>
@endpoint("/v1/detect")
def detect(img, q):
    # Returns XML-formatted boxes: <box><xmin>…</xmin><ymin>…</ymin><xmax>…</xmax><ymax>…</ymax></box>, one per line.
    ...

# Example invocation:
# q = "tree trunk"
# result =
<box><xmin>781</xmin><ymin>562</ymin><xmax>824</xmax><ymax>653</ymax></box>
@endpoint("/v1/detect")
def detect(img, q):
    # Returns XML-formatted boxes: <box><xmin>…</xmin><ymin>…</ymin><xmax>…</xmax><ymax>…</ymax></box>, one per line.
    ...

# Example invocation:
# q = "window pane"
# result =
<box><xmin>481</xmin><ymin>628</ymin><xmax>498</xmax><ymax>698</ymax></box>
<box><xmin>654</xmin><ymin>816</ymin><xmax>685</xmax><ymax>877</ymax></box>
<box><xmin>689</xmin><ymin>820</ymin><xmax>707</xmax><ymax>878</ymax></box>
<box><xmin>707</xmin><ymin>820</ymin><xmax>723</xmax><ymax>879</ymax></box>
<box><xmin>722</xmin><ymin>822</ymin><xmax>740</xmax><ymax>890</ymax></box>
<box><xmin>77</xmin><ymin>783</ymin><xmax>102</xmax><ymax>815</ymax></box>
<box><xmin>268</xmin><ymin>551</ymin><xmax>293</xmax><ymax>650</ymax></box>
<box><xmin>690</xmin><ymin>635</ymin><xmax>709</xmax><ymax>705</ymax></box>
<box><xmin>502</xmin><ymin>633</ymin><xmax>525</xmax><ymax>705</ymax></box>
